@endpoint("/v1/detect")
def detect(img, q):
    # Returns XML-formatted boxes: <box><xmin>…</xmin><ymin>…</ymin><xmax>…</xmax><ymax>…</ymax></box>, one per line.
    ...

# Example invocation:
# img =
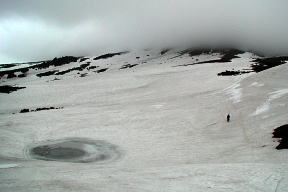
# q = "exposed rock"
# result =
<box><xmin>160</xmin><ymin>49</ymin><xmax>170</xmax><ymax>55</ymax></box>
<box><xmin>79</xmin><ymin>57</ymin><xmax>89</xmax><ymax>62</ymax></box>
<box><xmin>31</xmin><ymin>56</ymin><xmax>79</xmax><ymax>70</ymax></box>
<box><xmin>36</xmin><ymin>70</ymin><xmax>58</xmax><ymax>77</ymax></box>
<box><xmin>218</xmin><ymin>70</ymin><xmax>251</xmax><ymax>76</ymax></box>
<box><xmin>87</xmin><ymin>66</ymin><xmax>99</xmax><ymax>70</ymax></box>
<box><xmin>20</xmin><ymin>109</ymin><xmax>29</xmax><ymax>113</ymax></box>
<box><xmin>120</xmin><ymin>64</ymin><xmax>138</xmax><ymax>69</ymax></box>
<box><xmin>80</xmin><ymin>73</ymin><xmax>88</xmax><ymax>77</ymax></box>
<box><xmin>93</xmin><ymin>52</ymin><xmax>127</xmax><ymax>61</ymax></box>
<box><xmin>55</xmin><ymin>64</ymin><xmax>90</xmax><ymax>75</ymax></box>
<box><xmin>95</xmin><ymin>68</ymin><xmax>108</xmax><ymax>73</ymax></box>
<box><xmin>19</xmin><ymin>107</ymin><xmax>63</xmax><ymax>114</ymax></box>
<box><xmin>0</xmin><ymin>64</ymin><xmax>17</xmax><ymax>69</ymax></box>
<box><xmin>0</xmin><ymin>85</ymin><xmax>26</xmax><ymax>94</ymax></box>
<box><xmin>252</xmin><ymin>57</ymin><xmax>288</xmax><ymax>72</ymax></box>
<box><xmin>7</xmin><ymin>72</ymin><xmax>17</xmax><ymax>79</ymax></box>
<box><xmin>18</xmin><ymin>73</ymin><xmax>27</xmax><ymax>78</ymax></box>
<box><xmin>273</xmin><ymin>124</ymin><xmax>288</xmax><ymax>150</ymax></box>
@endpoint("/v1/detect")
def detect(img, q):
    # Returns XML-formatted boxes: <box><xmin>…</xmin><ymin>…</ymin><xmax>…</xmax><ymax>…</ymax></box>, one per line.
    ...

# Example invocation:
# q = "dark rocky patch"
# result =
<box><xmin>170</xmin><ymin>48</ymin><xmax>244</xmax><ymax>62</ymax></box>
<box><xmin>136</xmin><ymin>57</ymin><xmax>140</xmax><ymax>59</ymax></box>
<box><xmin>87</xmin><ymin>66</ymin><xmax>99</xmax><ymax>70</ymax></box>
<box><xmin>175</xmin><ymin>48</ymin><xmax>288</xmax><ymax>76</ymax></box>
<box><xmin>51</xmin><ymin>77</ymin><xmax>61</xmax><ymax>81</ymax></box>
<box><xmin>95</xmin><ymin>68</ymin><xmax>108</xmax><ymax>73</ymax></box>
<box><xmin>251</xmin><ymin>57</ymin><xmax>288</xmax><ymax>73</ymax></box>
<box><xmin>1</xmin><ymin>70</ymin><xmax>17</xmax><ymax>79</ymax></box>
<box><xmin>179</xmin><ymin>48</ymin><xmax>245</xmax><ymax>66</ymax></box>
<box><xmin>20</xmin><ymin>109</ymin><xmax>30</xmax><ymax>113</ymax></box>
<box><xmin>219</xmin><ymin>49</ymin><xmax>245</xmax><ymax>62</ymax></box>
<box><xmin>7</xmin><ymin>72</ymin><xmax>17</xmax><ymax>79</ymax></box>
<box><xmin>79</xmin><ymin>57</ymin><xmax>89</xmax><ymax>62</ymax></box>
<box><xmin>0</xmin><ymin>85</ymin><xmax>26</xmax><ymax>94</ymax></box>
<box><xmin>182</xmin><ymin>48</ymin><xmax>244</xmax><ymax>58</ymax></box>
<box><xmin>36</xmin><ymin>70</ymin><xmax>59</xmax><ymax>77</ymax></box>
<box><xmin>160</xmin><ymin>49</ymin><xmax>170</xmax><ymax>55</ymax></box>
<box><xmin>30</xmin><ymin>56</ymin><xmax>79</xmax><ymax>70</ymax></box>
<box><xmin>55</xmin><ymin>69</ymin><xmax>74</xmax><ymax>76</ymax></box>
<box><xmin>93</xmin><ymin>52</ymin><xmax>127</xmax><ymax>61</ymax></box>
<box><xmin>77</xmin><ymin>63</ymin><xmax>90</xmax><ymax>71</ymax></box>
<box><xmin>120</xmin><ymin>64</ymin><xmax>138</xmax><ymax>69</ymax></box>
<box><xmin>19</xmin><ymin>107</ymin><xmax>63</xmax><ymax>113</ymax></box>
<box><xmin>217</xmin><ymin>56</ymin><xmax>288</xmax><ymax>76</ymax></box>
<box><xmin>55</xmin><ymin>63</ymin><xmax>90</xmax><ymax>75</ymax></box>
<box><xmin>273</xmin><ymin>124</ymin><xmax>288</xmax><ymax>150</ymax></box>
<box><xmin>20</xmin><ymin>68</ymin><xmax>29</xmax><ymax>73</ymax></box>
<box><xmin>34</xmin><ymin>107</ymin><xmax>63</xmax><ymax>111</ymax></box>
<box><xmin>0</xmin><ymin>56</ymin><xmax>78</xmax><ymax>79</ymax></box>
<box><xmin>217</xmin><ymin>70</ymin><xmax>251</xmax><ymax>76</ymax></box>
<box><xmin>180</xmin><ymin>48</ymin><xmax>210</xmax><ymax>57</ymax></box>
<box><xmin>18</xmin><ymin>73</ymin><xmax>27</xmax><ymax>78</ymax></box>
<box><xmin>80</xmin><ymin>73</ymin><xmax>88</xmax><ymax>77</ymax></box>
<box><xmin>0</xmin><ymin>64</ymin><xmax>17</xmax><ymax>69</ymax></box>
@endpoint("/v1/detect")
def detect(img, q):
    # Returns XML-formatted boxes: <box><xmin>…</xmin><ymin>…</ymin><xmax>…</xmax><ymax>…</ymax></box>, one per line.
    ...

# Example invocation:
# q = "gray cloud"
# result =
<box><xmin>0</xmin><ymin>0</ymin><xmax>288</xmax><ymax>63</ymax></box>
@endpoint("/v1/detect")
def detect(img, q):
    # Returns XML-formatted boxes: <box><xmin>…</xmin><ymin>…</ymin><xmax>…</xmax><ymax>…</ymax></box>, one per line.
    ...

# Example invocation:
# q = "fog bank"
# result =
<box><xmin>0</xmin><ymin>0</ymin><xmax>287</xmax><ymax>63</ymax></box>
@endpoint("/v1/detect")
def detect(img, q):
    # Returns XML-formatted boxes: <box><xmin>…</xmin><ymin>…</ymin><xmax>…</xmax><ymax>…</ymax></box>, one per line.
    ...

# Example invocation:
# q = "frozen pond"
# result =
<box><xmin>25</xmin><ymin>138</ymin><xmax>121</xmax><ymax>163</ymax></box>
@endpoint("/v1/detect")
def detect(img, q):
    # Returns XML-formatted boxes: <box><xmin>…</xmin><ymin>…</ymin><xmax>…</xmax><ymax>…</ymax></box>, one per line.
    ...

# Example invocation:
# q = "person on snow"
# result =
<box><xmin>227</xmin><ymin>114</ymin><xmax>230</xmax><ymax>122</ymax></box>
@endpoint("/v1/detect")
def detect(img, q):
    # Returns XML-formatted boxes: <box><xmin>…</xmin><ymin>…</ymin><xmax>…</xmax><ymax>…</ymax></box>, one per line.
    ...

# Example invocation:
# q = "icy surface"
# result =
<box><xmin>253</xmin><ymin>102</ymin><xmax>270</xmax><ymax>116</ymax></box>
<box><xmin>252</xmin><ymin>89</ymin><xmax>288</xmax><ymax>116</ymax></box>
<box><xmin>0</xmin><ymin>164</ymin><xmax>19</xmax><ymax>169</ymax></box>
<box><xmin>0</xmin><ymin>50</ymin><xmax>288</xmax><ymax>192</ymax></box>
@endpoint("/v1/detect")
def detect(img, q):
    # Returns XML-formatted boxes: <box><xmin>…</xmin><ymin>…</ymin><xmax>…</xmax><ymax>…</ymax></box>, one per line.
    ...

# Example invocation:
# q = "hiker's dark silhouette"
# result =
<box><xmin>227</xmin><ymin>114</ymin><xmax>230</xmax><ymax>122</ymax></box>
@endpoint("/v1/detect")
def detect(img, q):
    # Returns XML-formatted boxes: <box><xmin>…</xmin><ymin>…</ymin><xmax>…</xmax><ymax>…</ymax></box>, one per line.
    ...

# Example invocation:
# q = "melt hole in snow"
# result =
<box><xmin>25</xmin><ymin>138</ymin><xmax>121</xmax><ymax>163</ymax></box>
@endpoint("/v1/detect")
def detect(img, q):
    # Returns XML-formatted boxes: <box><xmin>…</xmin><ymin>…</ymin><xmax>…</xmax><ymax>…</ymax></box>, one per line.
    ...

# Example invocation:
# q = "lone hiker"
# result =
<box><xmin>227</xmin><ymin>114</ymin><xmax>230</xmax><ymax>122</ymax></box>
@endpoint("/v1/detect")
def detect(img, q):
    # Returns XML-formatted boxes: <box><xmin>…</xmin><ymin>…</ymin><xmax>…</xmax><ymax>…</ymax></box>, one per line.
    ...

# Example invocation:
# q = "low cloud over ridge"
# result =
<box><xmin>0</xmin><ymin>0</ymin><xmax>288</xmax><ymax>63</ymax></box>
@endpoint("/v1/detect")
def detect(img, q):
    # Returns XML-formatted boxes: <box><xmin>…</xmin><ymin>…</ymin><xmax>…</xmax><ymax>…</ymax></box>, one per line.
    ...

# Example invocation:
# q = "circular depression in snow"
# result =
<box><xmin>25</xmin><ymin>138</ymin><xmax>121</xmax><ymax>163</ymax></box>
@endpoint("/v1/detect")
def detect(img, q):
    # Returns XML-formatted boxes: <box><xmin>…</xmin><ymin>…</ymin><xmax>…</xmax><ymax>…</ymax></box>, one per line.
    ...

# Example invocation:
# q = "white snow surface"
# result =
<box><xmin>253</xmin><ymin>102</ymin><xmax>270</xmax><ymax>116</ymax></box>
<box><xmin>252</xmin><ymin>89</ymin><xmax>288</xmax><ymax>116</ymax></box>
<box><xmin>270</xmin><ymin>89</ymin><xmax>288</xmax><ymax>100</ymax></box>
<box><xmin>250</xmin><ymin>82</ymin><xmax>264</xmax><ymax>87</ymax></box>
<box><xmin>0</xmin><ymin>62</ymin><xmax>42</xmax><ymax>72</ymax></box>
<box><xmin>0</xmin><ymin>50</ymin><xmax>288</xmax><ymax>192</ymax></box>
<box><xmin>224</xmin><ymin>81</ymin><xmax>242</xmax><ymax>103</ymax></box>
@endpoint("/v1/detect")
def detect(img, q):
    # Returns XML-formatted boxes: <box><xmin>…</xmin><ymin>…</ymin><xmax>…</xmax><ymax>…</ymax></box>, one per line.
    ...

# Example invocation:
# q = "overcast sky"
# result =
<box><xmin>0</xmin><ymin>0</ymin><xmax>288</xmax><ymax>63</ymax></box>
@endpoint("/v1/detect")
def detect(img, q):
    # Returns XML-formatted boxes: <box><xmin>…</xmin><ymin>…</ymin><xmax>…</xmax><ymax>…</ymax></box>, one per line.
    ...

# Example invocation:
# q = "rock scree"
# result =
<box><xmin>25</xmin><ymin>138</ymin><xmax>122</xmax><ymax>163</ymax></box>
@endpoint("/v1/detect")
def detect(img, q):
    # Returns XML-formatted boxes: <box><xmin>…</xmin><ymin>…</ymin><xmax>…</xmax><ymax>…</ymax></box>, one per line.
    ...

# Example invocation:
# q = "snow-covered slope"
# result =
<box><xmin>0</xmin><ymin>49</ymin><xmax>288</xmax><ymax>192</ymax></box>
